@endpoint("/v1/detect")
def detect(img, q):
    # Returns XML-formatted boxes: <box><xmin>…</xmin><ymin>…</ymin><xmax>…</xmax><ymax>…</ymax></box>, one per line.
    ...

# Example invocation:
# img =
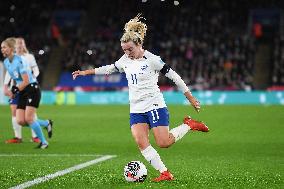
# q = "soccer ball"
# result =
<box><xmin>124</xmin><ymin>161</ymin><xmax>147</xmax><ymax>182</ymax></box>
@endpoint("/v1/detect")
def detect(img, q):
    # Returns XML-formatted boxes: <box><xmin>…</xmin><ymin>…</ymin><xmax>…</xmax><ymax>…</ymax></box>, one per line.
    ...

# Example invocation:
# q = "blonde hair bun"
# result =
<box><xmin>121</xmin><ymin>13</ymin><xmax>147</xmax><ymax>45</ymax></box>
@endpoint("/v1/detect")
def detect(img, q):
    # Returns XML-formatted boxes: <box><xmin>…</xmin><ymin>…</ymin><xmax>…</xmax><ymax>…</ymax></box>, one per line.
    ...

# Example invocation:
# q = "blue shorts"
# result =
<box><xmin>8</xmin><ymin>93</ymin><xmax>19</xmax><ymax>105</ymax></box>
<box><xmin>130</xmin><ymin>107</ymin><xmax>169</xmax><ymax>129</ymax></box>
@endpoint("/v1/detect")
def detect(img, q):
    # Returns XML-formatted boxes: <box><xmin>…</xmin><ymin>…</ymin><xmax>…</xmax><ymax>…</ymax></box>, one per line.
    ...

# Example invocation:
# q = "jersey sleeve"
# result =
<box><xmin>24</xmin><ymin>54</ymin><xmax>40</xmax><ymax>77</ymax></box>
<box><xmin>27</xmin><ymin>54</ymin><xmax>37</xmax><ymax>68</ymax></box>
<box><xmin>150</xmin><ymin>55</ymin><xmax>165</xmax><ymax>71</ymax></box>
<box><xmin>94</xmin><ymin>64</ymin><xmax>117</xmax><ymax>75</ymax></box>
<box><xmin>114</xmin><ymin>56</ymin><xmax>125</xmax><ymax>73</ymax></box>
<box><xmin>165</xmin><ymin>69</ymin><xmax>189</xmax><ymax>93</ymax></box>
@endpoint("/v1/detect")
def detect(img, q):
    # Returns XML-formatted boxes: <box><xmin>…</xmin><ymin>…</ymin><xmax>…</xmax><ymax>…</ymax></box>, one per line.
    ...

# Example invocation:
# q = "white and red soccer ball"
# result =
<box><xmin>124</xmin><ymin>161</ymin><xmax>147</xmax><ymax>182</ymax></box>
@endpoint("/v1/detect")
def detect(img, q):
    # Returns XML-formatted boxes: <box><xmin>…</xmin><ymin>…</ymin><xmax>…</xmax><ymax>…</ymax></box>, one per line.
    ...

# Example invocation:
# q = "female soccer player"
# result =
<box><xmin>4</xmin><ymin>37</ymin><xmax>52</xmax><ymax>144</ymax></box>
<box><xmin>72</xmin><ymin>14</ymin><xmax>209</xmax><ymax>181</ymax></box>
<box><xmin>1</xmin><ymin>37</ymin><xmax>51</xmax><ymax>149</ymax></box>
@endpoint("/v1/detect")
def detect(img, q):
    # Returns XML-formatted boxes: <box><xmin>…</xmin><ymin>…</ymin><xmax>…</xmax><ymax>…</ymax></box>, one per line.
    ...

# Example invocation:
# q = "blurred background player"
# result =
<box><xmin>3</xmin><ymin>37</ymin><xmax>44</xmax><ymax>143</ymax></box>
<box><xmin>1</xmin><ymin>37</ymin><xmax>52</xmax><ymax>149</ymax></box>
<box><xmin>72</xmin><ymin>14</ymin><xmax>209</xmax><ymax>181</ymax></box>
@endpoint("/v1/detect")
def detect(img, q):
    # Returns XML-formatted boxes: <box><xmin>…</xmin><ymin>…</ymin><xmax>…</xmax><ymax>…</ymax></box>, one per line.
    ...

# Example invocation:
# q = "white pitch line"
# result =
<box><xmin>9</xmin><ymin>155</ymin><xmax>116</xmax><ymax>189</ymax></box>
<box><xmin>0</xmin><ymin>154</ymin><xmax>106</xmax><ymax>157</ymax></box>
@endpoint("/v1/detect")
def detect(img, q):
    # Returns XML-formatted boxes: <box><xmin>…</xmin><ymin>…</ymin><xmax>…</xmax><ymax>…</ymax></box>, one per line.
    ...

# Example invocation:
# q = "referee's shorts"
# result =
<box><xmin>17</xmin><ymin>83</ymin><xmax>41</xmax><ymax>110</ymax></box>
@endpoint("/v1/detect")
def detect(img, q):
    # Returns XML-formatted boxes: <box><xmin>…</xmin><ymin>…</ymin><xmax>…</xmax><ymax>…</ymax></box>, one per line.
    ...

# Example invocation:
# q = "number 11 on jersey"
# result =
<box><xmin>131</xmin><ymin>74</ymin><xmax>138</xmax><ymax>84</ymax></box>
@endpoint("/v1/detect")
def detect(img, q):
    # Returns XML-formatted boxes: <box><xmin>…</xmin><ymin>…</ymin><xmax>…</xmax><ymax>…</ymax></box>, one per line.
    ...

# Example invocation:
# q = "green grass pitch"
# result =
<box><xmin>0</xmin><ymin>105</ymin><xmax>283</xmax><ymax>188</ymax></box>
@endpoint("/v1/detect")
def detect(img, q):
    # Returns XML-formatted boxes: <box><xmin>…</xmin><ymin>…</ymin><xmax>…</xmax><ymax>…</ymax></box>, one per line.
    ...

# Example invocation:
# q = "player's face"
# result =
<box><xmin>1</xmin><ymin>42</ymin><xmax>13</xmax><ymax>58</ymax></box>
<box><xmin>16</xmin><ymin>39</ymin><xmax>24</xmax><ymax>54</ymax></box>
<box><xmin>121</xmin><ymin>41</ymin><xmax>142</xmax><ymax>60</ymax></box>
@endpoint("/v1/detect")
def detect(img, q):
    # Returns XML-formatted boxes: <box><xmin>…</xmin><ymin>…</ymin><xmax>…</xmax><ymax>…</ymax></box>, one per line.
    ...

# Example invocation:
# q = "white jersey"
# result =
<box><xmin>115</xmin><ymin>50</ymin><xmax>166</xmax><ymax>113</ymax></box>
<box><xmin>95</xmin><ymin>50</ymin><xmax>189</xmax><ymax>113</ymax></box>
<box><xmin>22</xmin><ymin>53</ymin><xmax>37</xmax><ymax>70</ymax></box>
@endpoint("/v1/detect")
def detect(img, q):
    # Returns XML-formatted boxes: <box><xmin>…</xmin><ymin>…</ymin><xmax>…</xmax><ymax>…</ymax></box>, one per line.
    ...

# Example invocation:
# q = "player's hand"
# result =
<box><xmin>72</xmin><ymin>70</ymin><xmax>86</xmax><ymax>80</ymax></box>
<box><xmin>11</xmin><ymin>86</ymin><xmax>20</xmax><ymax>95</ymax></box>
<box><xmin>5</xmin><ymin>91</ymin><xmax>14</xmax><ymax>99</ymax></box>
<box><xmin>188</xmin><ymin>96</ymin><xmax>201</xmax><ymax>113</ymax></box>
<box><xmin>4</xmin><ymin>86</ymin><xmax>13</xmax><ymax>97</ymax></box>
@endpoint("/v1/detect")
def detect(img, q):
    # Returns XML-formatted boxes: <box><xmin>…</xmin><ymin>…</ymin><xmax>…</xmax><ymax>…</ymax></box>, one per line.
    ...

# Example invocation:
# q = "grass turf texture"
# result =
<box><xmin>0</xmin><ymin>105</ymin><xmax>283</xmax><ymax>189</ymax></box>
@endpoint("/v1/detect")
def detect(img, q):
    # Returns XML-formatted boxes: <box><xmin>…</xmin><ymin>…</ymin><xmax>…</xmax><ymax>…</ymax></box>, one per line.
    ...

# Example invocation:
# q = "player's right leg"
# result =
<box><xmin>132</xmin><ymin>123</ymin><xmax>169</xmax><ymax>175</ymax></box>
<box><xmin>5</xmin><ymin>96</ymin><xmax>22</xmax><ymax>144</ymax></box>
<box><xmin>131</xmin><ymin>123</ymin><xmax>150</xmax><ymax>151</ymax></box>
<box><xmin>130</xmin><ymin>113</ymin><xmax>172</xmax><ymax>182</ymax></box>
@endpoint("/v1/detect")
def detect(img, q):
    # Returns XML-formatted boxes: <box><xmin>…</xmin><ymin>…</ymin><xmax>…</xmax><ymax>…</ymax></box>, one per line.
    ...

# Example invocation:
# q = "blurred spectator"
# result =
<box><xmin>2</xmin><ymin>0</ymin><xmax>281</xmax><ymax>91</ymax></box>
<box><xmin>253</xmin><ymin>22</ymin><xmax>263</xmax><ymax>39</ymax></box>
<box><xmin>59</xmin><ymin>0</ymin><xmax>260</xmax><ymax>91</ymax></box>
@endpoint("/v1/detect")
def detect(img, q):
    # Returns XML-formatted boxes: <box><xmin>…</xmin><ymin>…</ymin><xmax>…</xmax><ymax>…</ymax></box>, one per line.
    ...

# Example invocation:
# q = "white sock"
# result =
<box><xmin>31</xmin><ymin>114</ymin><xmax>38</xmax><ymax>138</ymax></box>
<box><xmin>141</xmin><ymin>145</ymin><xmax>167</xmax><ymax>173</ymax></box>
<box><xmin>31</xmin><ymin>129</ymin><xmax>37</xmax><ymax>138</ymax></box>
<box><xmin>169</xmin><ymin>124</ymin><xmax>190</xmax><ymax>142</ymax></box>
<box><xmin>12</xmin><ymin>117</ymin><xmax>22</xmax><ymax>139</ymax></box>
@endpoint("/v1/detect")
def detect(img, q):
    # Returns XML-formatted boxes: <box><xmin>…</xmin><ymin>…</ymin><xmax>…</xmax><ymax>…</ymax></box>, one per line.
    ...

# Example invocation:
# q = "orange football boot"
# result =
<box><xmin>31</xmin><ymin>137</ymin><xmax>40</xmax><ymax>143</ymax></box>
<box><xmin>153</xmin><ymin>170</ymin><xmax>174</xmax><ymax>182</ymax></box>
<box><xmin>5</xmin><ymin>137</ymin><xmax>22</xmax><ymax>144</ymax></box>
<box><xmin>183</xmin><ymin>116</ymin><xmax>209</xmax><ymax>132</ymax></box>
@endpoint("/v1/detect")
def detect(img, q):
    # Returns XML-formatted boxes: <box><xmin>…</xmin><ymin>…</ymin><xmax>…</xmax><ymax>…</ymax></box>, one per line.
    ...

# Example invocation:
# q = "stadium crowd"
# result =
<box><xmin>0</xmin><ymin>0</ymin><xmax>55</xmax><ymax>84</ymax></box>
<box><xmin>61</xmin><ymin>0</ymin><xmax>258</xmax><ymax>90</ymax></box>
<box><xmin>1</xmin><ymin>0</ymin><xmax>283</xmax><ymax>91</ymax></box>
<box><xmin>272</xmin><ymin>34</ymin><xmax>284</xmax><ymax>86</ymax></box>
<box><xmin>0</xmin><ymin>0</ymin><xmax>87</xmax><ymax>84</ymax></box>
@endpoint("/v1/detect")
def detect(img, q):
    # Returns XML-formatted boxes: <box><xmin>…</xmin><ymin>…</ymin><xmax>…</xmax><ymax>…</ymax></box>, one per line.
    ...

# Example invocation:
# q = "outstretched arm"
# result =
<box><xmin>184</xmin><ymin>91</ymin><xmax>201</xmax><ymax>113</ymax></box>
<box><xmin>72</xmin><ymin>69</ymin><xmax>95</xmax><ymax>80</ymax></box>
<box><xmin>162</xmin><ymin>65</ymin><xmax>201</xmax><ymax>112</ymax></box>
<box><xmin>72</xmin><ymin>64</ymin><xmax>118</xmax><ymax>80</ymax></box>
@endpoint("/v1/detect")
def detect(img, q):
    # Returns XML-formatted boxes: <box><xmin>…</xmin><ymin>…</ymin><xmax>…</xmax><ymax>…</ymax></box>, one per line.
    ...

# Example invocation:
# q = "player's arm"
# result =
<box><xmin>72</xmin><ymin>64</ymin><xmax>118</xmax><ymax>80</ymax></box>
<box><xmin>10</xmin><ymin>73</ymin><xmax>29</xmax><ymax>94</ymax></box>
<box><xmin>4</xmin><ymin>85</ymin><xmax>13</xmax><ymax>98</ymax></box>
<box><xmin>26</xmin><ymin>53</ymin><xmax>39</xmax><ymax>77</ymax></box>
<box><xmin>31</xmin><ymin>65</ymin><xmax>40</xmax><ymax>77</ymax></box>
<box><xmin>30</xmin><ymin>54</ymin><xmax>40</xmax><ymax>77</ymax></box>
<box><xmin>161</xmin><ymin>64</ymin><xmax>201</xmax><ymax>112</ymax></box>
<box><xmin>72</xmin><ymin>68</ymin><xmax>95</xmax><ymax>79</ymax></box>
<box><xmin>3</xmin><ymin>71</ymin><xmax>13</xmax><ymax>98</ymax></box>
<box><xmin>17</xmin><ymin>73</ymin><xmax>29</xmax><ymax>91</ymax></box>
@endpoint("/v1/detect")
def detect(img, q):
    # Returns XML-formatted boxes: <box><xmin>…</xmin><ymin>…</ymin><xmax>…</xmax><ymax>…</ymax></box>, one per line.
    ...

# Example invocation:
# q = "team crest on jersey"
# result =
<box><xmin>13</xmin><ymin>71</ymin><xmax>19</xmax><ymax>78</ymax></box>
<box><xmin>141</xmin><ymin>65</ymin><xmax>148</xmax><ymax>71</ymax></box>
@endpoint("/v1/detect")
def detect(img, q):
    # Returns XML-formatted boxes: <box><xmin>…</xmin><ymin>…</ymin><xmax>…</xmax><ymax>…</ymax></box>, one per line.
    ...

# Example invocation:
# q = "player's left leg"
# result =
<box><xmin>25</xmin><ymin>106</ymin><xmax>48</xmax><ymax>149</ymax></box>
<box><xmin>33</xmin><ymin>113</ymin><xmax>53</xmax><ymax>139</ymax></box>
<box><xmin>30</xmin><ymin>114</ymin><xmax>39</xmax><ymax>142</ymax></box>
<box><xmin>152</xmin><ymin>126</ymin><xmax>175</xmax><ymax>148</ymax></box>
<box><xmin>153</xmin><ymin>118</ymin><xmax>208</xmax><ymax>146</ymax></box>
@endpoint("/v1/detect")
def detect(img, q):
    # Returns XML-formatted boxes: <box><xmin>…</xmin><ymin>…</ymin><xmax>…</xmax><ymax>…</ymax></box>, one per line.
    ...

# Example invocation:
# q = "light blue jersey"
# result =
<box><xmin>3</xmin><ymin>55</ymin><xmax>37</xmax><ymax>85</ymax></box>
